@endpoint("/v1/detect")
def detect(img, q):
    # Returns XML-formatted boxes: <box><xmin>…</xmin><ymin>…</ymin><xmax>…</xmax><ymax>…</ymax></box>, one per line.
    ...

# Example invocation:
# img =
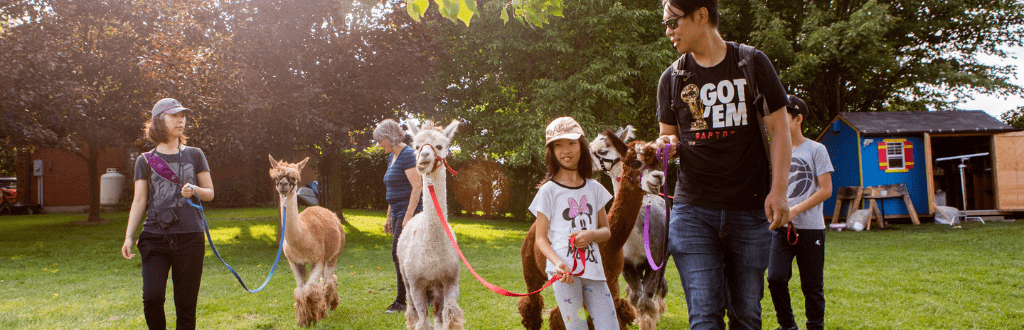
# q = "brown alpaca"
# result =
<box><xmin>269</xmin><ymin>156</ymin><xmax>345</xmax><ymax>327</ymax></box>
<box><xmin>591</xmin><ymin>125</ymin><xmax>669</xmax><ymax>330</ymax></box>
<box><xmin>518</xmin><ymin>130</ymin><xmax>661</xmax><ymax>329</ymax></box>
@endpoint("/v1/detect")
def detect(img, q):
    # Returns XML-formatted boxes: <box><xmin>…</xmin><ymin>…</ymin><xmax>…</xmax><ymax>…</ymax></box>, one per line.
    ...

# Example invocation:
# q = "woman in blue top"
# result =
<box><xmin>121</xmin><ymin>98</ymin><xmax>214</xmax><ymax>329</ymax></box>
<box><xmin>374</xmin><ymin>119</ymin><xmax>423</xmax><ymax>314</ymax></box>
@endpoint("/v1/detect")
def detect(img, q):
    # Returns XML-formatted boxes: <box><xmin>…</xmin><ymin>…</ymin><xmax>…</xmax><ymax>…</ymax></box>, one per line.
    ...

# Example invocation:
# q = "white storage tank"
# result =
<box><xmin>100</xmin><ymin>168</ymin><xmax>126</xmax><ymax>206</ymax></box>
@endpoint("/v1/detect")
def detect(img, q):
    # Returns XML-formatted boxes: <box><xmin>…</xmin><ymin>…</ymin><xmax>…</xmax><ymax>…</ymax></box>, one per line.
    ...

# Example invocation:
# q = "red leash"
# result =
<box><xmin>427</xmin><ymin>185</ymin><xmax>585</xmax><ymax>297</ymax></box>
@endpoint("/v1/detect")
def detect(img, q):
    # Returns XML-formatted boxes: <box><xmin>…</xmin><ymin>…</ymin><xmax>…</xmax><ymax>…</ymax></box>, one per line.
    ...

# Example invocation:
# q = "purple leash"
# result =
<box><xmin>643</xmin><ymin>144</ymin><xmax>673</xmax><ymax>270</ymax></box>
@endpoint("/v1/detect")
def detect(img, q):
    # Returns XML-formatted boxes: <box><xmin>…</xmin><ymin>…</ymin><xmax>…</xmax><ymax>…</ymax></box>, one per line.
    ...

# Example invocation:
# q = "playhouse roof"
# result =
<box><xmin>838</xmin><ymin>110</ymin><xmax>1019</xmax><ymax>135</ymax></box>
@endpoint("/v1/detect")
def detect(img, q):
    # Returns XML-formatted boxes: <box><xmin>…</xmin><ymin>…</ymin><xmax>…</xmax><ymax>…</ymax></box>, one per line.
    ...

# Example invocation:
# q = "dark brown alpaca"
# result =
<box><xmin>518</xmin><ymin>130</ymin><xmax>659</xmax><ymax>330</ymax></box>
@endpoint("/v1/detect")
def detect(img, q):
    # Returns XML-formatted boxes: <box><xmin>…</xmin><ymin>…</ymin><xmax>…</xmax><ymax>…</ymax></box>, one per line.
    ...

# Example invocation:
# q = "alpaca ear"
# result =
<box><xmin>408</xmin><ymin>120</ymin><xmax>420</xmax><ymax>136</ymax></box>
<box><xmin>603</xmin><ymin>128</ymin><xmax>628</xmax><ymax>157</ymax></box>
<box><xmin>617</xmin><ymin>125</ymin><xmax>636</xmax><ymax>143</ymax></box>
<box><xmin>443</xmin><ymin>120</ymin><xmax>460</xmax><ymax>140</ymax></box>
<box><xmin>297</xmin><ymin>157</ymin><xmax>310</xmax><ymax>171</ymax></box>
<box><xmin>269</xmin><ymin>155</ymin><xmax>278</xmax><ymax>168</ymax></box>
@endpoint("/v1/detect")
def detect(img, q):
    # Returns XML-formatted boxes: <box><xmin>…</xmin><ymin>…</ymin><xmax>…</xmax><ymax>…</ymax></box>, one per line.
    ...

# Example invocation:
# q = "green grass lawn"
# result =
<box><xmin>1</xmin><ymin>209</ymin><xmax>1022</xmax><ymax>329</ymax></box>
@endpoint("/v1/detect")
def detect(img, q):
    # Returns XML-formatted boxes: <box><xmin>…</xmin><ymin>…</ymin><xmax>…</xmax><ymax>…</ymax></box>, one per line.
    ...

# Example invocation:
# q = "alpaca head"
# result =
<box><xmin>268</xmin><ymin>155</ymin><xmax>309</xmax><ymax>196</ymax></box>
<box><xmin>601</xmin><ymin>129</ymin><xmax>665</xmax><ymax>195</ymax></box>
<box><xmin>589</xmin><ymin>125</ymin><xmax>635</xmax><ymax>175</ymax></box>
<box><xmin>408</xmin><ymin>119</ymin><xmax>460</xmax><ymax>175</ymax></box>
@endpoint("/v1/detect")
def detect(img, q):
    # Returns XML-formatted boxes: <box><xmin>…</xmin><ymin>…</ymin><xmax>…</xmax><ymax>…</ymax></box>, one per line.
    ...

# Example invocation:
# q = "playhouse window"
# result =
<box><xmin>886</xmin><ymin>142</ymin><xmax>905</xmax><ymax>169</ymax></box>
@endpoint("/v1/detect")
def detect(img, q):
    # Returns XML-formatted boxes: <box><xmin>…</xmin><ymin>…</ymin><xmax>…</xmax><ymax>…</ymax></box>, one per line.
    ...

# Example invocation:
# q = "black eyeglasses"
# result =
<box><xmin>662</xmin><ymin>16</ymin><xmax>682</xmax><ymax>29</ymax></box>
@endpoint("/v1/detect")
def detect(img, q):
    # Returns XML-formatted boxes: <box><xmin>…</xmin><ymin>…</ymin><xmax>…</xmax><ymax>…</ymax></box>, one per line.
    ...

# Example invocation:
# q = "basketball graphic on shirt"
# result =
<box><xmin>680</xmin><ymin>84</ymin><xmax>708</xmax><ymax>130</ymax></box>
<box><xmin>788</xmin><ymin>157</ymin><xmax>814</xmax><ymax>199</ymax></box>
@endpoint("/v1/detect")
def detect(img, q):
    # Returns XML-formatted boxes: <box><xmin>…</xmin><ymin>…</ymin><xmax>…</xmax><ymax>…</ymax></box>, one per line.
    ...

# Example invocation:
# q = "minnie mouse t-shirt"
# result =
<box><xmin>529</xmin><ymin>179</ymin><xmax>613</xmax><ymax>281</ymax></box>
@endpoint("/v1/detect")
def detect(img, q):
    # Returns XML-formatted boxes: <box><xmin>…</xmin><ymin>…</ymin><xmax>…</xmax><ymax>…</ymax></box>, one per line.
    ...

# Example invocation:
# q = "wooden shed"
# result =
<box><xmin>817</xmin><ymin>111</ymin><xmax>1023</xmax><ymax>219</ymax></box>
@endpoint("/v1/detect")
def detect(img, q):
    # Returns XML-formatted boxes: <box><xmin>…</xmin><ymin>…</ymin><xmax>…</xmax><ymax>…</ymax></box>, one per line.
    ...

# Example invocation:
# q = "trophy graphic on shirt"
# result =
<box><xmin>680</xmin><ymin>84</ymin><xmax>708</xmax><ymax>130</ymax></box>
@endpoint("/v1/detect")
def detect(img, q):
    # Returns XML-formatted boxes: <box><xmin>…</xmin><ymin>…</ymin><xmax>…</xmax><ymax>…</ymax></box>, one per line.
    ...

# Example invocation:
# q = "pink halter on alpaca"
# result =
<box><xmin>420</xmin><ymin>144</ymin><xmax>585</xmax><ymax>297</ymax></box>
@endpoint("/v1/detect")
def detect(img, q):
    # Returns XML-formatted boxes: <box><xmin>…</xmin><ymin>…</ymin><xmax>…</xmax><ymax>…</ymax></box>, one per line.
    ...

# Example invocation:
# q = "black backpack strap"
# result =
<box><xmin>669</xmin><ymin>55</ymin><xmax>692</xmax><ymax>111</ymax></box>
<box><xmin>736</xmin><ymin>43</ymin><xmax>771</xmax><ymax>160</ymax></box>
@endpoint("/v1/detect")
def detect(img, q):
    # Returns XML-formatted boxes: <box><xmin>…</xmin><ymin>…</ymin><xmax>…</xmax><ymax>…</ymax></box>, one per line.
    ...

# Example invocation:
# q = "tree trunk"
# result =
<box><xmin>86</xmin><ymin>144</ymin><xmax>102</xmax><ymax>222</ymax></box>
<box><xmin>16</xmin><ymin>148</ymin><xmax>32</xmax><ymax>205</ymax></box>
<box><xmin>318</xmin><ymin>152</ymin><xmax>346</xmax><ymax>223</ymax></box>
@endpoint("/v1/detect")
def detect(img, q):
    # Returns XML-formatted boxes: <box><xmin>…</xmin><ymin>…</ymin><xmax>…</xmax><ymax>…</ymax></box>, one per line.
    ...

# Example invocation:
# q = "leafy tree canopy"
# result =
<box><xmin>1002</xmin><ymin>105</ymin><xmax>1024</xmax><ymax>128</ymax></box>
<box><xmin>719</xmin><ymin>0</ymin><xmax>1024</xmax><ymax>136</ymax></box>
<box><xmin>405</xmin><ymin>0</ymin><xmax>565</xmax><ymax>27</ymax></box>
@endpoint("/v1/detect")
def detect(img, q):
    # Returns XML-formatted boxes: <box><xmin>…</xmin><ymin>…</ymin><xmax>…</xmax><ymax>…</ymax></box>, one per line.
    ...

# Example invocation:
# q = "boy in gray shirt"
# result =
<box><xmin>767</xmin><ymin>95</ymin><xmax>834</xmax><ymax>330</ymax></box>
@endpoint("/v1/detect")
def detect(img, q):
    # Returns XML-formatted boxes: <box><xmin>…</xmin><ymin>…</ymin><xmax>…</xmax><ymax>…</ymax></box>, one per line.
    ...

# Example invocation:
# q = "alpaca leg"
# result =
<box><xmin>613</xmin><ymin>297</ymin><xmax>638</xmax><ymax>330</ymax></box>
<box><xmin>635</xmin><ymin>267</ymin><xmax>657</xmax><ymax>330</ymax></box>
<box><xmin>622</xmin><ymin>265</ymin><xmax>643</xmax><ymax>307</ymax></box>
<box><xmin>406</xmin><ymin>282</ymin><xmax>431</xmax><ymax>330</ymax></box>
<box><xmin>294</xmin><ymin>285</ymin><xmax>312</xmax><ymax>326</ymax></box>
<box><xmin>403</xmin><ymin>292</ymin><xmax>419</xmax><ymax>329</ymax></box>
<box><xmin>307</xmin><ymin>263</ymin><xmax>328</xmax><ymax>322</ymax></box>
<box><xmin>548</xmin><ymin>308</ymin><xmax>566</xmax><ymax>330</ymax></box>
<box><xmin>437</xmin><ymin>282</ymin><xmax>463</xmax><ymax>330</ymax></box>
<box><xmin>518</xmin><ymin>293</ymin><xmax>544</xmax><ymax>330</ymax></box>
<box><xmin>656</xmin><ymin>275</ymin><xmax>668</xmax><ymax>313</ymax></box>
<box><xmin>323</xmin><ymin>262</ymin><xmax>340</xmax><ymax>311</ymax></box>
<box><xmin>430</xmin><ymin>285</ymin><xmax>442</xmax><ymax>323</ymax></box>
<box><xmin>518</xmin><ymin>230</ymin><xmax>548</xmax><ymax>330</ymax></box>
<box><xmin>290</xmin><ymin>262</ymin><xmax>312</xmax><ymax>326</ymax></box>
<box><xmin>289</xmin><ymin>262</ymin><xmax>309</xmax><ymax>288</ymax></box>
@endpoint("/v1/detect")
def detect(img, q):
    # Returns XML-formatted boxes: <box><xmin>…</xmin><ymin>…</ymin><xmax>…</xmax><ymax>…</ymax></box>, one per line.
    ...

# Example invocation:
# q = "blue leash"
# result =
<box><xmin>186</xmin><ymin>187</ymin><xmax>285</xmax><ymax>293</ymax></box>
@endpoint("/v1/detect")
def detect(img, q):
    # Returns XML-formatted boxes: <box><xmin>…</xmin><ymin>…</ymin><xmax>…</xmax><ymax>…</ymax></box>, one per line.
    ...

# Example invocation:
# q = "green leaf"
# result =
<box><xmin>436</xmin><ymin>0</ymin><xmax>460</xmax><ymax>23</ymax></box>
<box><xmin>407</xmin><ymin>0</ymin><xmax>429</xmax><ymax>21</ymax></box>
<box><xmin>456</xmin><ymin>0</ymin><xmax>477</xmax><ymax>26</ymax></box>
<box><xmin>550</xmin><ymin>5</ymin><xmax>563</xmax><ymax>18</ymax></box>
<box><xmin>500</xmin><ymin>6</ymin><xmax>510</xmax><ymax>24</ymax></box>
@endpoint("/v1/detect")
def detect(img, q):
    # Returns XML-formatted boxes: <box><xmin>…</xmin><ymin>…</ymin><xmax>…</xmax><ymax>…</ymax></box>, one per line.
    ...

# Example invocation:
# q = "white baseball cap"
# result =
<box><xmin>545</xmin><ymin>117</ymin><xmax>585</xmax><ymax>146</ymax></box>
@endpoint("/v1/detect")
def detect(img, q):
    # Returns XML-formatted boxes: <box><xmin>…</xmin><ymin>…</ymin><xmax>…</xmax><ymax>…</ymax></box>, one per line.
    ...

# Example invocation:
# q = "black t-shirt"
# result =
<box><xmin>657</xmin><ymin>42</ymin><xmax>789</xmax><ymax>210</ymax></box>
<box><xmin>134</xmin><ymin>146</ymin><xmax>211</xmax><ymax>234</ymax></box>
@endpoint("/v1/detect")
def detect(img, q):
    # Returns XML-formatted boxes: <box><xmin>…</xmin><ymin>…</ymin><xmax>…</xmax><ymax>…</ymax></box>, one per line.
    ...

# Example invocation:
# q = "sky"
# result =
<box><xmin>955</xmin><ymin>45</ymin><xmax>1023</xmax><ymax>120</ymax></box>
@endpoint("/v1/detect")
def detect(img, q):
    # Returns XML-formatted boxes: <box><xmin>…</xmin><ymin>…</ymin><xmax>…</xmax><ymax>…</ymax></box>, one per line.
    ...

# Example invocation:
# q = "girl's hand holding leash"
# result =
<box><xmin>554</xmin><ymin>261</ymin><xmax>574</xmax><ymax>284</ymax></box>
<box><xmin>569</xmin><ymin>230</ymin><xmax>594</xmax><ymax>248</ymax></box>
<box><xmin>180</xmin><ymin>183</ymin><xmax>195</xmax><ymax>199</ymax></box>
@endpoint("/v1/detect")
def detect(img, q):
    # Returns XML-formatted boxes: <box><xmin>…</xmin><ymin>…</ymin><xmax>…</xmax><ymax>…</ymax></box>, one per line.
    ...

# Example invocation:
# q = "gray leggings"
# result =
<box><xmin>551</xmin><ymin>278</ymin><xmax>619</xmax><ymax>330</ymax></box>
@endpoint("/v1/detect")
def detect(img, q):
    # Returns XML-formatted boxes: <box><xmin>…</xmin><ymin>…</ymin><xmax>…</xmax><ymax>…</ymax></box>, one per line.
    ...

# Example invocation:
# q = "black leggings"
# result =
<box><xmin>137</xmin><ymin>231</ymin><xmax>205</xmax><ymax>330</ymax></box>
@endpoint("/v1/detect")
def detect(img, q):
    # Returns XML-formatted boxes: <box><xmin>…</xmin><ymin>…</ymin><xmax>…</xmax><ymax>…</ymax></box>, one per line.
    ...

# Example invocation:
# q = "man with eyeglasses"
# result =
<box><xmin>652</xmin><ymin>0</ymin><xmax>793</xmax><ymax>329</ymax></box>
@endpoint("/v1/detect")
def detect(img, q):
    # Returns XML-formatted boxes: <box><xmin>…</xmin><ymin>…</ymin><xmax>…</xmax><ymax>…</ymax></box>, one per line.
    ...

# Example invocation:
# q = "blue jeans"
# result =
<box><xmin>667</xmin><ymin>203</ymin><xmax>771</xmax><ymax>330</ymax></box>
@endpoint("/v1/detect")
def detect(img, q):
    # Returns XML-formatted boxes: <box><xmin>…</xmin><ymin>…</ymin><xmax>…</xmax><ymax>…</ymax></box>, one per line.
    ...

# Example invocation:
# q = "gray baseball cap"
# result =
<box><xmin>151</xmin><ymin>98</ymin><xmax>190</xmax><ymax>117</ymax></box>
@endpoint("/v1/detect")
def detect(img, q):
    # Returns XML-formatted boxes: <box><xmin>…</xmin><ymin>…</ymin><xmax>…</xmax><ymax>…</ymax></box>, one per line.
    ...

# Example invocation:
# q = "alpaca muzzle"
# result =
<box><xmin>417</xmin><ymin>144</ymin><xmax>444</xmax><ymax>174</ymax></box>
<box><xmin>276</xmin><ymin>178</ymin><xmax>296</xmax><ymax>195</ymax></box>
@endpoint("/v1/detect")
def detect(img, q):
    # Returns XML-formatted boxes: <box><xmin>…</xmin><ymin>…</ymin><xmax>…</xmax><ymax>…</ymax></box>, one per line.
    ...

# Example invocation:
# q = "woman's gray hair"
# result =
<box><xmin>373</xmin><ymin>119</ymin><xmax>405</xmax><ymax>146</ymax></box>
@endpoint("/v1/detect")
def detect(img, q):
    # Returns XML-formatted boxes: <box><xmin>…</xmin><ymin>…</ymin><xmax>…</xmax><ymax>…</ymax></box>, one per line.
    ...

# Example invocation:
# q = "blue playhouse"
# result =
<box><xmin>816</xmin><ymin>111</ymin><xmax>1023</xmax><ymax>220</ymax></box>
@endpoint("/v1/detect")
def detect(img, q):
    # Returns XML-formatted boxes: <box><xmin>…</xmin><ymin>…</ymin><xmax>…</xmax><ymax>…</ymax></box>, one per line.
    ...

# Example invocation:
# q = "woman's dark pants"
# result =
<box><xmin>138</xmin><ymin>231</ymin><xmax>205</xmax><ymax>330</ymax></box>
<box><xmin>390</xmin><ymin>202</ymin><xmax>421</xmax><ymax>304</ymax></box>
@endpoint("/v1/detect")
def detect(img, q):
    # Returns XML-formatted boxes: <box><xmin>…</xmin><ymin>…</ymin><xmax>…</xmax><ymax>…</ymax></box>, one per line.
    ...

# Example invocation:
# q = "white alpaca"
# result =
<box><xmin>396</xmin><ymin>119</ymin><xmax>464</xmax><ymax>330</ymax></box>
<box><xmin>589</xmin><ymin>126</ymin><xmax>669</xmax><ymax>330</ymax></box>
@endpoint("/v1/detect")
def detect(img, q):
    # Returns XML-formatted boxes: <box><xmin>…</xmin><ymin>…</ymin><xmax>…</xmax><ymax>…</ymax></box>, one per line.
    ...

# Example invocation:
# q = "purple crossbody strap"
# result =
<box><xmin>144</xmin><ymin>151</ymin><xmax>179</xmax><ymax>185</ymax></box>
